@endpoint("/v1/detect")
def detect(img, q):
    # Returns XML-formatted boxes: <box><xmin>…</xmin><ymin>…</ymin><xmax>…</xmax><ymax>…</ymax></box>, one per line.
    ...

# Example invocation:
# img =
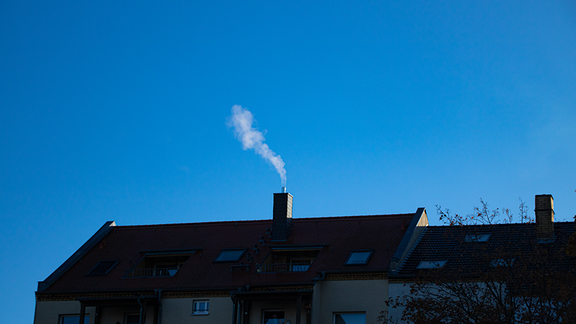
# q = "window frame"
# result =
<box><xmin>344</xmin><ymin>249</ymin><xmax>374</xmax><ymax>265</ymax></box>
<box><xmin>86</xmin><ymin>260</ymin><xmax>119</xmax><ymax>276</ymax></box>
<box><xmin>58</xmin><ymin>314</ymin><xmax>90</xmax><ymax>324</ymax></box>
<box><xmin>192</xmin><ymin>300</ymin><xmax>210</xmax><ymax>315</ymax></box>
<box><xmin>213</xmin><ymin>248</ymin><xmax>247</xmax><ymax>263</ymax></box>
<box><xmin>491</xmin><ymin>258</ymin><xmax>515</xmax><ymax>267</ymax></box>
<box><xmin>464</xmin><ymin>234</ymin><xmax>491</xmax><ymax>242</ymax></box>
<box><xmin>416</xmin><ymin>260</ymin><xmax>448</xmax><ymax>269</ymax></box>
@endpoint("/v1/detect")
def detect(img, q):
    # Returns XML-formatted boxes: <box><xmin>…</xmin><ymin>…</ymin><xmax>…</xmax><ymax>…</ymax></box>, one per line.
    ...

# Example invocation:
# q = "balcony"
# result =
<box><xmin>123</xmin><ymin>251</ymin><xmax>193</xmax><ymax>278</ymax></box>
<box><xmin>124</xmin><ymin>267</ymin><xmax>179</xmax><ymax>278</ymax></box>
<box><xmin>259</xmin><ymin>263</ymin><xmax>310</xmax><ymax>273</ymax></box>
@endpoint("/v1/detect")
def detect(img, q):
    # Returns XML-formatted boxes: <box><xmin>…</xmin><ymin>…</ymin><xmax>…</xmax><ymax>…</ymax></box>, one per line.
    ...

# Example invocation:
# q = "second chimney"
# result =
<box><xmin>535</xmin><ymin>194</ymin><xmax>554</xmax><ymax>240</ymax></box>
<box><xmin>272</xmin><ymin>191</ymin><xmax>293</xmax><ymax>241</ymax></box>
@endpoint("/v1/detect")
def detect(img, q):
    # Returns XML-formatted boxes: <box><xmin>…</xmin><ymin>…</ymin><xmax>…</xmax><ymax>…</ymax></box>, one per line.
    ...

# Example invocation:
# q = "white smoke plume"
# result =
<box><xmin>228</xmin><ymin>105</ymin><xmax>287</xmax><ymax>186</ymax></box>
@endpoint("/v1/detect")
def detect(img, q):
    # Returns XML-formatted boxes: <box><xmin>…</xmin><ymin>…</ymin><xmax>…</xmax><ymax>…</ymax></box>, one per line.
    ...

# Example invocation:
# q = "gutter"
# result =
<box><xmin>312</xmin><ymin>271</ymin><xmax>326</xmax><ymax>284</ymax></box>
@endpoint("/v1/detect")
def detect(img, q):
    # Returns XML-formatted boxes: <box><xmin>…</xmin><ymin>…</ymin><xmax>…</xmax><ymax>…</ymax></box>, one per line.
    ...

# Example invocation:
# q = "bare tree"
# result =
<box><xmin>382</xmin><ymin>200</ymin><xmax>576</xmax><ymax>324</ymax></box>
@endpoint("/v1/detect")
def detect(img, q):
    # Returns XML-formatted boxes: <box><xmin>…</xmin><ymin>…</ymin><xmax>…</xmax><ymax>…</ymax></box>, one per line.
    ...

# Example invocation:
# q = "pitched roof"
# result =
<box><xmin>394</xmin><ymin>222</ymin><xmax>576</xmax><ymax>277</ymax></box>
<box><xmin>39</xmin><ymin>213</ymin><xmax>414</xmax><ymax>293</ymax></box>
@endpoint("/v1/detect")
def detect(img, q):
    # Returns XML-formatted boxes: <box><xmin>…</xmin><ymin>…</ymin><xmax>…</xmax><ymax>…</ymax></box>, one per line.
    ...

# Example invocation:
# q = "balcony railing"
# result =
<box><xmin>259</xmin><ymin>263</ymin><xmax>310</xmax><ymax>273</ymax></box>
<box><xmin>124</xmin><ymin>268</ymin><xmax>178</xmax><ymax>278</ymax></box>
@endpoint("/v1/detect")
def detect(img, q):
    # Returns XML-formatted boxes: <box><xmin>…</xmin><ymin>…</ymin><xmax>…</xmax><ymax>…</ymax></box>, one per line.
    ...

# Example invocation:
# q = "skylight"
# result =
<box><xmin>86</xmin><ymin>260</ymin><xmax>118</xmax><ymax>276</ymax></box>
<box><xmin>491</xmin><ymin>258</ymin><xmax>515</xmax><ymax>267</ymax></box>
<box><xmin>344</xmin><ymin>250</ymin><xmax>373</xmax><ymax>265</ymax></box>
<box><xmin>214</xmin><ymin>249</ymin><xmax>246</xmax><ymax>262</ymax></box>
<box><xmin>416</xmin><ymin>260</ymin><xmax>447</xmax><ymax>269</ymax></box>
<box><xmin>465</xmin><ymin>234</ymin><xmax>491</xmax><ymax>242</ymax></box>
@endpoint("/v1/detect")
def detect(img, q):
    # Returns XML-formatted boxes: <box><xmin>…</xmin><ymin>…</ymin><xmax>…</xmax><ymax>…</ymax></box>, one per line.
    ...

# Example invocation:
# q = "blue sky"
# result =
<box><xmin>1</xmin><ymin>1</ymin><xmax>575</xmax><ymax>322</ymax></box>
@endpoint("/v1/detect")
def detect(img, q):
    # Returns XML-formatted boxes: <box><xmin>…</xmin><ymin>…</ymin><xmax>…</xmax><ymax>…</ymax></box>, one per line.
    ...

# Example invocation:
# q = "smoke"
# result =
<box><xmin>228</xmin><ymin>105</ymin><xmax>287</xmax><ymax>186</ymax></box>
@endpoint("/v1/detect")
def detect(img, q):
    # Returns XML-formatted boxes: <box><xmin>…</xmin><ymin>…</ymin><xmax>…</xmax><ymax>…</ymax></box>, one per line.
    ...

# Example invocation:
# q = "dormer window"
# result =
<box><xmin>259</xmin><ymin>246</ymin><xmax>321</xmax><ymax>273</ymax></box>
<box><xmin>416</xmin><ymin>260</ymin><xmax>447</xmax><ymax>269</ymax></box>
<box><xmin>344</xmin><ymin>250</ymin><xmax>373</xmax><ymax>265</ymax></box>
<box><xmin>214</xmin><ymin>249</ymin><xmax>246</xmax><ymax>262</ymax></box>
<box><xmin>465</xmin><ymin>234</ymin><xmax>491</xmax><ymax>242</ymax></box>
<box><xmin>124</xmin><ymin>251</ymin><xmax>194</xmax><ymax>278</ymax></box>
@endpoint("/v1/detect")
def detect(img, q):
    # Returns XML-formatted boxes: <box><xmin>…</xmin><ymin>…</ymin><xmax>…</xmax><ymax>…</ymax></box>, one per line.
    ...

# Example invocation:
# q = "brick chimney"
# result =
<box><xmin>535</xmin><ymin>194</ymin><xmax>554</xmax><ymax>240</ymax></box>
<box><xmin>272</xmin><ymin>191</ymin><xmax>293</xmax><ymax>241</ymax></box>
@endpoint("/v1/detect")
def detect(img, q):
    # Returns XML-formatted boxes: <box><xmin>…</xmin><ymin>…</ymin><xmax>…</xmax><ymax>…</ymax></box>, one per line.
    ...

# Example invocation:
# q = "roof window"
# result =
<box><xmin>344</xmin><ymin>250</ymin><xmax>374</xmax><ymax>265</ymax></box>
<box><xmin>86</xmin><ymin>260</ymin><xmax>118</xmax><ymax>276</ymax></box>
<box><xmin>416</xmin><ymin>260</ymin><xmax>447</xmax><ymax>269</ymax></box>
<box><xmin>491</xmin><ymin>258</ymin><xmax>515</xmax><ymax>267</ymax></box>
<box><xmin>214</xmin><ymin>249</ymin><xmax>246</xmax><ymax>262</ymax></box>
<box><xmin>465</xmin><ymin>234</ymin><xmax>491</xmax><ymax>242</ymax></box>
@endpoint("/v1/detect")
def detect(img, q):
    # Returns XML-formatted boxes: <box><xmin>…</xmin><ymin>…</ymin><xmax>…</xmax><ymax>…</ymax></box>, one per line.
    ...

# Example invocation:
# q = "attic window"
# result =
<box><xmin>465</xmin><ymin>234</ymin><xmax>491</xmax><ymax>242</ymax></box>
<box><xmin>214</xmin><ymin>249</ymin><xmax>246</xmax><ymax>262</ymax></box>
<box><xmin>86</xmin><ymin>260</ymin><xmax>118</xmax><ymax>276</ymax></box>
<box><xmin>416</xmin><ymin>260</ymin><xmax>447</xmax><ymax>269</ymax></box>
<box><xmin>344</xmin><ymin>250</ymin><xmax>373</xmax><ymax>265</ymax></box>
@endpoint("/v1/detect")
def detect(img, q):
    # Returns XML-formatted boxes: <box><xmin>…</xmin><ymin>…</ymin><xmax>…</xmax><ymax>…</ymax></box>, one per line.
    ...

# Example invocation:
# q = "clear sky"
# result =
<box><xmin>1</xmin><ymin>1</ymin><xmax>575</xmax><ymax>322</ymax></box>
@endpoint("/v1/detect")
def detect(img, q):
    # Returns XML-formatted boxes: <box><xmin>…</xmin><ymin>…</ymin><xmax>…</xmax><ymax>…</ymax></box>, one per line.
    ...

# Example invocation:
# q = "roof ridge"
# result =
<box><xmin>114</xmin><ymin>213</ymin><xmax>416</xmax><ymax>228</ymax></box>
<box><xmin>294</xmin><ymin>213</ymin><xmax>415</xmax><ymax>221</ymax></box>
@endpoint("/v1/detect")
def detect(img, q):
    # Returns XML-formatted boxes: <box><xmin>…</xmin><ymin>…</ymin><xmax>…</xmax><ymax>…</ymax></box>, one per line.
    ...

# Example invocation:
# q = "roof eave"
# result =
<box><xmin>37</xmin><ymin>221</ymin><xmax>116</xmax><ymax>292</ymax></box>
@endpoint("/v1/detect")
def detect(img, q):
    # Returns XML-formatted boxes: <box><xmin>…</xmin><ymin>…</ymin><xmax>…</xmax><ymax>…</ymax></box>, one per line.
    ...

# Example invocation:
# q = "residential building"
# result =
<box><xmin>387</xmin><ymin>194</ymin><xmax>576</xmax><ymax>323</ymax></box>
<box><xmin>35</xmin><ymin>191</ymin><xmax>429</xmax><ymax>324</ymax></box>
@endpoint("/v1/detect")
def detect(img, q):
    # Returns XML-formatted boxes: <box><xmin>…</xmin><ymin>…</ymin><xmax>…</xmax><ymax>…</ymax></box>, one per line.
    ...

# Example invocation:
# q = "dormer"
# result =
<box><xmin>124</xmin><ymin>250</ymin><xmax>195</xmax><ymax>278</ymax></box>
<box><xmin>258</xmin><ymin>246</ymin><xmax>322</xmax><ymax>273</ymax></box>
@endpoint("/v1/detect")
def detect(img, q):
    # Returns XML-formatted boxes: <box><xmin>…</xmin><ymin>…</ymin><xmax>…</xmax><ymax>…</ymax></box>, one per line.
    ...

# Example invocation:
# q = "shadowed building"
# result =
<box><xmin>34</xmin><ymin>191</ymin><xmax>428</xmax><ymax>324</ymax></box>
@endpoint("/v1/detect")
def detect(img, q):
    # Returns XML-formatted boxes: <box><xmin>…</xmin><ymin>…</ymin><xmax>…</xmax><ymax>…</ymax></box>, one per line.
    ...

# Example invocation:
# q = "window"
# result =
<box><xmin>86</xmin><ymin>260</ymin><xmax>118</xmax><ymax>276</ymax></box>
<box><xmin>291</xmin><ymin>259</ymin><xmax>312</xmax><ymax>272</ymax></box>
<box><xmin>334</xmin><ymin>313</ymin><xmax>366</xmax><ymax>324</ymax></box>
<box><xmin>124</xmin><ymin>252</ymin><xmax>192</xmax><ymax>278</ymax></box>
<box><xmin>214</xmin><ymin>249</ymin><xmax>246</xmax><ymax>262</ymax></box>
<box><xmin>491</xmin><ymin>258</ymin><xmax>515</xmax><ymax>267</ymax></box>
<box><xmin>59</xmin><ymin>315</ymin><xmax>90</xmax><ymax>324</ymax></box>
<box><xmin>192</xmin><ymin>300</ymin><xmax>209</xmax><ymax>315</ymax></box>
<box><xmin>416</xmin><ymin>260</ymin><xmax>447</xmax><ymax>269</ymax></box>
<box><xmin>263</xmin><ymin>310</ymin><xmax>284</xmax><ymax>324</ymax></box>
<box><xmin>465</xmin><ymin>234</ymin><xmax>491</xmax><ymax>242</ymax></box>
<box><xmin>344</xmin><ymin>250</ymin><xmax>373</xmax><ymax>265</ymax></box>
